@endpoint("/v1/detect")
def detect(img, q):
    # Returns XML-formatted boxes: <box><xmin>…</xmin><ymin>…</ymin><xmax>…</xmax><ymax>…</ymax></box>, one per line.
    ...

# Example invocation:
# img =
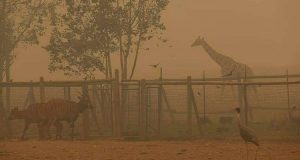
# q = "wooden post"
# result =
<box><xmin>29</xmin><ymin>82</ymin><xmax>36</xmax><ymax>104</ymax></box>
<box><xmin>237</xmin><ymin>74</ymin><xmax>245</xmax><ymax>123</ymax></box>
<box><xmin>244</xmin><ymin>65</ymin><xmax>249</xmax><ymax>125</ymax></box>
<box><xmin>92</xmin><ymin>85</ymin><xmax>106</xmax><ymax>128</ymax></box>
<box><xmin>81</xmin><ymin>83</ymin><xmax>89</xmax><ymax>139</ymax></box>
<box><xmin>87</xmin><ymin>85</ymin><xmax>102</xmax><ymax>134</ymax></box>
<box><xmin>157</xmin><ymin>67</ymin><xmax>163</xmax><ymax>136</ymax></box>
<box><xmin>187</xmin><ymin>76</ymin><xmax>192</xmax><ymax>136</ymax></box>
<box><xmin>5</xmin><ymin>80</ymin><xmax>10</xmax><ymax>116</ymax></box>
<box><xmin>139</xmin><ymin>79</ymin><xmax>147</xmax><ymax>137</ymax></box>
<box><xmin>24</xmin><ymin>81</ymin><xmax>36</xmax><ymax>108</ymax></box>
<box><xmin>64</xmin><ymin>87</ymin><xmax>71</xmax><ymax>100</ymax></box>
<box><xmin>286</xmin><ymin>70</ymin><xmax>290</xmax><ymax>113</ymax></box>
<box><xmin>189</xmin><ymin>86</ymin><xmax>203</xmax><ymax>135</ymax></box>
<box><xmin>5</xmin><ymin>73</ymin><xmax>11</xmax><ymax>137</ymax></box>
<box><xmin>243</xmin><ymin>85</ymin><xmax>249</xmax><ymax>125</ymax></box>
<box><xmin>161</xmin><ymin>88</ymin><xmax>175</xmax><ymax>124</ymax></box>
<box><xmin>202</xmin><ymin>71</ymin><xmax>206</xmax><ymax>121</ymax></box>
<box><xmin>39</xmin><ymin>77</ymin><xmax>45</xmax><ymax>103</ymax></box>
<box><xmin>100</xmin><ymin>86</ymin><xmax>109</xmax><ymax>129</ymax></box>
<box><xmin>112</xmin><ymin>70</ymin><xmax>121</xmax><ymax>137</ymax></box>
<box><xmin>5</xmin><ymin>52</ymin><xmax>10</xmax><ymax>111</ymax></box>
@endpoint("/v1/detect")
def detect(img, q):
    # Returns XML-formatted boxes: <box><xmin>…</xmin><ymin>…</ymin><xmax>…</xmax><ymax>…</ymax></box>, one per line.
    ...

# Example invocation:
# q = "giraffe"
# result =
<box><xmin>191</xmin><ymin>36</ymin><xmax>258</xmax><ymax>120</ymax></box>
<box><xmin>191</xmin><ymin>36</ymin><xmax>254</xmax><ymax>78</ymax></box>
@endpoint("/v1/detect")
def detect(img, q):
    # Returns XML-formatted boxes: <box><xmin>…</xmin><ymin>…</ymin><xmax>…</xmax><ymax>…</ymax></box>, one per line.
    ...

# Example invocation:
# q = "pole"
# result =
<box><xmin>81</xmin><ymin>83</ymin><xmax>89</xmax><ymax>139</ymax></box>
<box><xmin>157</xmin><ymin>67</ymin><xmax>163</xmax><ymax>136</ymax></box>
<box><xmin>244</xmin><ymin>65</ymin><xmax>248</xmax><ymax>125</ymax></box>
<box><xmin>187</xmin><ymin>76</ymin><xmax>192</xmax><ymax>136</ymax></box>
<box><xmin>203</xmin><ymin>71</ymin><xmax>206</xmax><ymax>121</ymax></box>
<box><xmin>286</xmin><ymin>70</ymin><xmax>290</xmax><ymax>113</ymax></box>
<box><xmin>39</xmin><ymin>77</ymin><xmax>45</xmax><ymax>103</ymax></box>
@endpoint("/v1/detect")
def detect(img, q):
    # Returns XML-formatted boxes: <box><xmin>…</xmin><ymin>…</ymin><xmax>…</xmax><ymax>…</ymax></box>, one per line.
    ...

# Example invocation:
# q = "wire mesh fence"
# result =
<box><xmin>0</xmin><ymin>72</ymin><xmax>300</xmax><ymax>139</ymax></box>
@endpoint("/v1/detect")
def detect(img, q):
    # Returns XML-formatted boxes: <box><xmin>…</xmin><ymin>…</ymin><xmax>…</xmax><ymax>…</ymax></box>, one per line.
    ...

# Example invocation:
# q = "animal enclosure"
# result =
<box><xmin>1</xmin><ymin>71</ymin><xmax>300</xmax><ymax>139</ymax></box>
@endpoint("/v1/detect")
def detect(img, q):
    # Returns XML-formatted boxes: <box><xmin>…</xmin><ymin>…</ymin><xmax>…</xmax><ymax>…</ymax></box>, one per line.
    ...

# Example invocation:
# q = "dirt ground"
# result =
<box><xmin>0</xmin><ymin>138</ymin><xmax>299</xmax><ymax>160</ymax></box>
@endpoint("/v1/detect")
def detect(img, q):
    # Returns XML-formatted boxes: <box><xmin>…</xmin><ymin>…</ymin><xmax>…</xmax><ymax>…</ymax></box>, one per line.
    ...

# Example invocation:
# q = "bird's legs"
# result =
<box><xmin>254</xmin><ymin>146</ymin><xmax>259</xmax><ymax>160</ymax></box>
<box><xmin>246</xmin><ymin>143</ymin><xmax>249</xmax><ymax>160</ymax></box>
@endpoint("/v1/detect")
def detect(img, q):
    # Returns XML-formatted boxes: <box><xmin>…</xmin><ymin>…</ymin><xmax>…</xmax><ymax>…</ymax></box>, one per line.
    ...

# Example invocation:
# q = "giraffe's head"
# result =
<box><xmin>191</xmin><ymin>36</ymin><xmax>204</xmax><ymax>47</ymax></box>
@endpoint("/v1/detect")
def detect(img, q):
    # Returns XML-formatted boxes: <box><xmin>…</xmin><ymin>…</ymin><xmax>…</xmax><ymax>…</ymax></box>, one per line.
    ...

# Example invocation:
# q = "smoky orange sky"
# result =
<box><xmin>11</xmin><ymin>0</ymin><xmax>300</xmax><ymax>81</ymax></box>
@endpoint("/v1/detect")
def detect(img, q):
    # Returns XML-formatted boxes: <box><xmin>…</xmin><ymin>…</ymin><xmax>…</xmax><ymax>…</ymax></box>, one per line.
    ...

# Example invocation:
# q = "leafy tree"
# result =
<box><xmin>0</xmin><ymin>0</ymin><xmax>56</xmax><ymax>138</ymax></box>
<box><xmin>117</xmin><ymin>0</ymin><xmax>169</xmax><ymax>80</ymax></box>
<box><xmin>45</xmin><ymin>0</ymin><xmax>117</xmax><ymax>79</ymax></box>
<box><xmin>46</xmin><ymin>0</ymin><xmax>169</xmax><ymax>80</ymax></box>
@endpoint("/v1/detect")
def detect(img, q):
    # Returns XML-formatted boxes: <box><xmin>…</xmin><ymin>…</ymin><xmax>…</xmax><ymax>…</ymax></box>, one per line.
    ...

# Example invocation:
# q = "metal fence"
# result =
<box><xmin>1</xmin><ymin>71</ymin><xmax>300</xmax><ymax>139</ymax></box>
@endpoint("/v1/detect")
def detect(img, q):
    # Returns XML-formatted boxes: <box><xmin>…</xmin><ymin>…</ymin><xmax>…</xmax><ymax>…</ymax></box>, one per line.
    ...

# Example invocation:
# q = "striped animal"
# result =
<box><xmin>8</xmin><ymin>103</ymin><xmax>51</xmax><ymax>140</ymax></box>
<box><xmin>44</xmin><ymin>94</ymin><xmax>93</xmax><ymax>140</ymax></box>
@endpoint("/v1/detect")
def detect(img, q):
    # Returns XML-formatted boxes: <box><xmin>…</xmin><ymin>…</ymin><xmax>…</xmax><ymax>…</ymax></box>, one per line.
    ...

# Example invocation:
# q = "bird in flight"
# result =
<box><xmin>149</xmin><ymin>63</ymin><xmax>160</xmax><ymax>68</ymax></box>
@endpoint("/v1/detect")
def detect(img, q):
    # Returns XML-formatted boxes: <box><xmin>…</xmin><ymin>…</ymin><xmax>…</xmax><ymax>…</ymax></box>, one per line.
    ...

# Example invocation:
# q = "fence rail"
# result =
<box><xmin>0</xmin><ymin>71</ymin><xmax>300</xmax><ymax>139</ymax></box>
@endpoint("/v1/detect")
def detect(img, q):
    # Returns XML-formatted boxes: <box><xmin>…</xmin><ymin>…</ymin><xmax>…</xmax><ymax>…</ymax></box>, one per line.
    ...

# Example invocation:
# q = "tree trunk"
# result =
<box><xmin>107</xmin><ymin>52</ymin><xmax>112</xmax><ymax>79</ymax></box>
<box><xmin>117</xmin><ymin>0</ymin><xmax>125</xmax><ymax>80</ymax></box>
<box><xmin>129</xmin><ymin>33</ymin><xmax>142</xmax><ymax>80</ymax></box>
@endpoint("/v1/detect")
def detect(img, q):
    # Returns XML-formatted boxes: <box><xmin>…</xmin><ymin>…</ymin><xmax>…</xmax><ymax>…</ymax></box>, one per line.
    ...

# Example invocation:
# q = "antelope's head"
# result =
<box><xmin>78</xmin><ymin>94</ymin><xmax>93</xmax><ymax>112</ymax></box>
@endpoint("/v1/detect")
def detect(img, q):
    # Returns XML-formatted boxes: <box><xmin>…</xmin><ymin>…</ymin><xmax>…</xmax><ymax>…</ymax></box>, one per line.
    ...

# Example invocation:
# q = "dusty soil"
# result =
<box><xmin>0</xmin><ymin>138</ymin><xmax>299</xmax><ymax>160</ymax></box>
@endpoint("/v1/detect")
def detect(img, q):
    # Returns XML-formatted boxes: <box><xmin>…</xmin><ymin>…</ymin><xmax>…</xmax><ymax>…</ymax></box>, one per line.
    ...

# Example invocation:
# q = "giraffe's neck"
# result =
<box><xmin>200</xmin><ymin>41</ymin><xmax>235</xmax><ymax>68</ymax></box>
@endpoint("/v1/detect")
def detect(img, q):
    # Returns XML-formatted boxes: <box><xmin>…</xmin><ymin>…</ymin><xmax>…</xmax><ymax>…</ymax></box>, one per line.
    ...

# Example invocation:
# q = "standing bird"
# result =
<box><xmin>235</xmin><ymin>107</ymin><xmax>259</xmax><ymax>160</ymax></box>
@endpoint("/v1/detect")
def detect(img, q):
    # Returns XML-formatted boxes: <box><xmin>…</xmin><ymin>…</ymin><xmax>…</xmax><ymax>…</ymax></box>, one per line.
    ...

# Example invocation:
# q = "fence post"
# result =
<box><xmin>236</xmin><ymin>73</ymin><xmax>246</xmax><ymax>123</ymax></box>
<box><xmin>243</xmin><ymin>84</ymin><xmax>249</xmax><ymax>125</ymax></box>
<box><xmin>112</xmin><ymin>70</ymin><xmax>121</xmax><ymax>137</ymax></box>
<box><xmin>202</xmin><ymin>71</ymin><xmax>206</xmax><ymax>121</ymax></box>
<box><xmin>189</xmin><ymin>85</ymin><xmax>203</xmax><ymax>135</ymax></box>
<box><xmin>81</xmin><ymin>83</ymin><xmax>90</xmax><ymax>139</ymax></box>
<box><xmin>161</xmin><ymin>88</ymin><xmax>175</xmax><ymax>124</ymax></box>
<box><xmin>5</xmin><ymin>80</ymin><xmax>11</xmax><ymax>116</ymax></box>
<box><xmin>39</xmin><ymin>77</ymin><xmax>45</xmax><ymax>103</ymax></box>
<box><xmin>187</xmin><ymin>76</ymin><xmax>192</xmax><ymax>136</ymax></box>
<box><xmin>157</xmin><ymin>68</ymin><xmax>163</xmax><ymax>136</ymax></box>
<box><xmin>244</xmin><ymin>65</ymin><xmax>249</xmax><ymax>125</ymax></box>
<box><xmin>64</xmin><ymin>87</ymin><xmax>71</xmax><ymax>100</ymax></box>
<box><xmin>92</xmin><ymin>85</ymin><xmax>106</xmax><ymax>128</ymax></box>
<box><xmin>139</xmin><ymin>79</ymin><xmax>147</xmax><ymax>137</ymax></box>
<box><xmin>286</xmin><ymin>70</ymin><xmax>290</xmax><ymax>114</ymax></box>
